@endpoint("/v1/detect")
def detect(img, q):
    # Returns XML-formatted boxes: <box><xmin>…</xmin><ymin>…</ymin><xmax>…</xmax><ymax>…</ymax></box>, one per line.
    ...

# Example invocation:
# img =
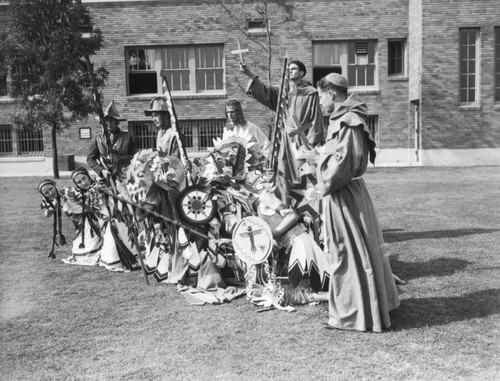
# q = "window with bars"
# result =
<box><xmin>0</xmin><ymin>124</ymin><xmax>44</xmax><ymax>157</ymax></box>
<box><xmin>495</xmin><ymin>27</ymin><xmax>500</xmax><ymax>102</ymax></box>
<box><xmin>313</xmin><ymin>40</ymin><xmax>377</xmax><ymax>89</ymax></box>
<box><xmin>388</xmin><ymin>39</ymin><xmax>406</xmax><ymax>76</ymax></box>
<box><xmin>127</xmin><ymin>45</ymin><xmax>225</xmax><ymax>96</ymax></box>
<box><xmin>459</xmin><ymin>28</ymin><xmax>480</xmax><ymax>103</ymax></box>
<box><xmin>128</xmin><ymin>119</ymin><xmax>225</xmax><ymax>153</ymax></box>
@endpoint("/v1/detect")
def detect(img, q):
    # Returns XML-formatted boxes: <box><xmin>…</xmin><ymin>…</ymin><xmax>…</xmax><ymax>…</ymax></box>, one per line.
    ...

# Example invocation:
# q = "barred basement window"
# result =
<box><xmin>0</xmin><ymin>124</ymin><xmax>44</xmax><ymax>157</ymax></box>
<box><xmin>128</xmin><ymin>119</ymin><xmax>225</xmax><ymax>153</ymax></box>
<box><xmin>128</xmin><ymin>121</ymin><xmax>157</xmax><ymax>150</ymax></box>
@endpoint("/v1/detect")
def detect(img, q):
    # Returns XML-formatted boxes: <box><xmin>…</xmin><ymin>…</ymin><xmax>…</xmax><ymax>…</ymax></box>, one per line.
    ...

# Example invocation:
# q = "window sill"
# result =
<box><xmin>493</xmin><ymin>104</ymin><xmax>500</xmax><ymax>111</ymax></box>
<box><xmin>388</xmin><ymin>76</ymin><xmax>408</xmax><ymax>82</ymax></box>
<box><xmin>458</xmin><ymin>104</ymin><xmax>481</xmax><ymax>111</ymax></box>
<box><xmin>0</xmin><ymin>156</ymin><xmax>45</xmax><ymax>162</ymax></box>
<box><xmin>0</xmin><ymin>96</ymin><xmax>16</xmax><ymax>104</ymax></box>
<box><xmin>349</xmin><ymin>89</ymin><xmax>380</xmax><ymax>95</ymax></box>
<box><xmin>127</xmin><ymin>92</ymin><xmax>227</xmax><ymax>101</ymax></box>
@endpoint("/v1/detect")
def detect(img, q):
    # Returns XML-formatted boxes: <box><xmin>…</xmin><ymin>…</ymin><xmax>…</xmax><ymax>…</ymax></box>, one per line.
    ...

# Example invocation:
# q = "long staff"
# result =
<box><xmin>84</xmin><ymin>56</ymin><xmax>116</xmax><ymax>190</ymax></box>
<box><xmin>269</xmin><ymin>55</ymin><xmax>289</xmax><ymax>184</ymax></box>
<box><xmin>162</xmin><ymin>78</ymin><xmax>193</xmax><ymax>186</ymax></box>
<box><xmin>98</xmin><ymin>188</ymin><xmax>210</xmax><ymax>241</ymax></box>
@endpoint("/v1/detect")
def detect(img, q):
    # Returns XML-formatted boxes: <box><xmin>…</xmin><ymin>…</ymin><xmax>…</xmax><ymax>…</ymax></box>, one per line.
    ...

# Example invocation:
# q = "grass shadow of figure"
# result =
<box><xmin>382</xmin><ymin>228</ymin><xmax>500</xmax><ymax>243</ymax></box>
<box><xmin>389</xmin><ymin>257</ymin><xmax>473</xmax><ymax>282</ymax></box>
<box><xmin>390</xmin><ymin>289</ymin><xmax>500</xmax><ymax>330</ymax></box>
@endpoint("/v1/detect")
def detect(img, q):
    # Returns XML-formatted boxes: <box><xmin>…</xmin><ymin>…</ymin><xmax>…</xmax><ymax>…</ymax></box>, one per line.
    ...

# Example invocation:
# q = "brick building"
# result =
<box><xmin>0</xmin><ymin>0</ymin><xmax>499</xmax><ymax>175</ymax></box>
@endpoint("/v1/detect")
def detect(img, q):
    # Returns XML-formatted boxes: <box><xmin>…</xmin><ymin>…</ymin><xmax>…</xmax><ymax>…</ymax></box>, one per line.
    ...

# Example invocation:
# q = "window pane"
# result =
<box><xmin>0</xmin><ymin>125</ymin><xmax>13</xmax><ymax>155</ymax></box>
<box><xmin>367</xmin><ymin>65</ymin><xmax>375</xmax><ymax>85</ymax></box>
<box><xmin>347</xmin><ymin>66</ymin><xmax>356</xmax><ymax>86</ymax></box>
<box><xmin>128</xmin><ymin>121</ymin><xmax>156</xmax><ymax>150</ymax></box>
<box><xmin>348</xmin><ymin>42</ymin><xmax>356</xmax><ymax>64</ymax></box>
<box><xmin>19</xmin><ymin>128</ymin><xmax>43</xmax><ymax>154</ymax></box>
<box><xmin>357</xmin><ymin>66</ymin><xmax>366</xmax><ymax>86</ymax></box>
<box><xmin>495</xmin><ymin>28</ymin><xmax>500</xmax><ymax>101</ymax></box>
<box><xmin>129</xmin><ymin>72</ymin><xmax>157</xmax><ymax>94</ymax></box>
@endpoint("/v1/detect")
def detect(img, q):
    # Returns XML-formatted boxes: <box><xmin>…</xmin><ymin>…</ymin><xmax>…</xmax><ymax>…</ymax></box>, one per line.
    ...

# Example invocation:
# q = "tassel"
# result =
<box><xmin>79</xmin><ymin>191</ymin><xmax>86</xmax><ymax>249</ymax></box>
<box><xmin>55</xmin><ymin>193</ymin><xmax>67</xmax><ymax>246</ymax></box>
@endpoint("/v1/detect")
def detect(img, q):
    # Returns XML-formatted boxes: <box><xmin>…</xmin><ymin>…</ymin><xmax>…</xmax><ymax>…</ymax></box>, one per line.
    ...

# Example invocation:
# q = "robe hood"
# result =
<box><xmin>330</xmin><ymin>93</ymin><xmax>377</xmax><ymax>164</ymax></box>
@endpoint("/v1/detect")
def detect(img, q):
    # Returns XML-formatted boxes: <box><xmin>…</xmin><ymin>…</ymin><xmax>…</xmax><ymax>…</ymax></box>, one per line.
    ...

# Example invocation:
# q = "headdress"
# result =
<box><xmin>103</xmin><ymin>100</ymin><xmax>127</xmax><ymax>121</ymax></box>
<box><xmin>38</xmin><ymin>179</ymin><xmax>57</xmax><ymax>194</ymax></box>
<box><xmin>144</xmin><ymin>96</ymin><xmax>171</xmax><ymax>116</ymax></box>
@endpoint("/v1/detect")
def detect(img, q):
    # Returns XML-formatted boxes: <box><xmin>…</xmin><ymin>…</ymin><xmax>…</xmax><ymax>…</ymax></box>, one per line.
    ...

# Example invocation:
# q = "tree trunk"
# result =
<box><xmin>51</xmin><ymin>123</ymin><xmax>60</xmax><ymax>179</ymax></box>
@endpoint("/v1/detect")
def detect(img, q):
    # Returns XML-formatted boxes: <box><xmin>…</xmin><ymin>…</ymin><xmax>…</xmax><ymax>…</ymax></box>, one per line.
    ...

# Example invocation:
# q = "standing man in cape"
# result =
<box><xmin>240</xmin><ymin>60</ymin><xmax>325</xmax><ymax>189</ymax></box>
<box><xmin>87</xmin><ymin>101</ymin><xmax>136</xmax><ymax>180</ymax></box>
<box><xmin>312</xmin><ymin>73</ymin><xmax>400</xmax><ymax>332</ymax></box>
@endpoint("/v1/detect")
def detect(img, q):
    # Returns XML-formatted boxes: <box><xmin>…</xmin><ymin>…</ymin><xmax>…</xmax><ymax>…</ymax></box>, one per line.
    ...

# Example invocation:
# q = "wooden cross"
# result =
<box><xmin>231</xmin><ymin>40</ymin><xmax>249</xmax><ymax>64</ymax></box>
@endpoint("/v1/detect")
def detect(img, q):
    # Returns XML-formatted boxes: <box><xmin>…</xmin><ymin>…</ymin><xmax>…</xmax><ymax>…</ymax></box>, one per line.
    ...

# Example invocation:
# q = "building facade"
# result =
<box><xmin>0</xmin><ymin>0</ymin><xmax>499</xmax><ymax>176</ymax></box>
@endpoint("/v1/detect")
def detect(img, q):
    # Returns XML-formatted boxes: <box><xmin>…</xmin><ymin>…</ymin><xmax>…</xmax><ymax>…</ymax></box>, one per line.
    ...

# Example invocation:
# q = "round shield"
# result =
<box><xmin>232</xmin><ymin>216</ymin><xmax>273</xmax><ymax>265</ymax></box>
<box><xmin>176</xmin><ymin>185</ymin><xmax>217</xmax><ymax>226</ymax></box>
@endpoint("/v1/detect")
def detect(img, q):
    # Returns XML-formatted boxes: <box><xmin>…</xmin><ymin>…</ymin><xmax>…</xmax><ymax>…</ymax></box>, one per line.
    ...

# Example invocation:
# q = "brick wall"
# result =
<box><xmin>420</xmin><ymin>0</ymin><xmax>500</xmax><ymax>150</ymax></box>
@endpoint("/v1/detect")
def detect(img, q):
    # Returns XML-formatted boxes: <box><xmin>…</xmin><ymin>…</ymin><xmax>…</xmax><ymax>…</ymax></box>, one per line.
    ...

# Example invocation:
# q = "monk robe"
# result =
<box><xmin>317</xmin><ymin>93</ymin><xmax>400</xmax><ymax>332</ymax></box>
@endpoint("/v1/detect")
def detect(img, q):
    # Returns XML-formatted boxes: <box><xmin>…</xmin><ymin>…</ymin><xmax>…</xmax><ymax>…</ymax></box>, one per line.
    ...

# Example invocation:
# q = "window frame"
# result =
<box><xmin>312</xmin><ymin>40</ymin><xmax>378</xmax><ymax>92</ymax></box>
<box><xmin>388</xmin><ymin>39</ymin><xmax>407</xmax><ymax>77</ymax></box>
<box><xmin>494</xmin><ymin>27</ymin><xmax>500</xmax><ymax>102</ymax></box>
<box><xmin>0</xmin><ymin>124</ymin><xmax>44</xmax><ymax>157</ymax></box>
<box><xmin>126</xmin><ymin>44</ymin><xmax>226</xmax><ymax>97</ymax></box>
<box><xmin>459</xmin><ymin>27</ymin><xmax>481</xmax><ymax>105</ymax></box>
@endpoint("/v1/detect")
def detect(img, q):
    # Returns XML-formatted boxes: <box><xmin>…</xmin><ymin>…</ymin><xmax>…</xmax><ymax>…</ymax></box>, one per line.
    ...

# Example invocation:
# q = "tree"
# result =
<box><xmin>0</xmin><ymin>0</ymin><xmax>108</xmax><ymax>178</ymax></box>
<box><xmin>207</xmin><ymin>0</ymin><xmax>309</xmax><ymax>86</ymax></box>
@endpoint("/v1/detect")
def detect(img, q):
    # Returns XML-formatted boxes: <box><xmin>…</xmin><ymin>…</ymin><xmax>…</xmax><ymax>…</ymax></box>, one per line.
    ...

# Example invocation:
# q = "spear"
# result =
<box><xmin>269</xmin><ymin>54</ymin><xmax>289</xmax><ymax>184</ymax></box>
<box><xmin>161</xmin><ymin>77</ymin><xmax>193</xmax><ymax>186</ymax></box>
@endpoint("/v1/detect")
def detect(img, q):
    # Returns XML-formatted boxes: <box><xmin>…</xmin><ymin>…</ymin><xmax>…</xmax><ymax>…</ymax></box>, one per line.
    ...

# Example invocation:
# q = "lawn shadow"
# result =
<box><xmin>383</xmin><ymin>228</ymin><xmax>499</xmax><ymax>243</ymax></box>
<box><xmin>390</xmin><ymin>289</ymin><xmax>500</xmax><ymax>330</ymax></box>
<box><xmin>389</xmin><ymin>257</ymin><xmax>473</xmax><ymax>281</ymax></box>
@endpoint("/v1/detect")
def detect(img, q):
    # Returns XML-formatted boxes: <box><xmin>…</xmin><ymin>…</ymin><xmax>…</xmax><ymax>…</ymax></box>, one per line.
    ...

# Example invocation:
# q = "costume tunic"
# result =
<box><xmin>156</xmin><ymin>128</ymin><xmax>180</xmax><ymax>157</ymax></box>
<box><xmin>317</xmin><ymin>93</ymin><xmax>399</xmax><ymax>332</ymax></box>
<box><xmin>87</xmin><ymin>128</ymin><xmax>135</xmax><ymax>176</ymax></box>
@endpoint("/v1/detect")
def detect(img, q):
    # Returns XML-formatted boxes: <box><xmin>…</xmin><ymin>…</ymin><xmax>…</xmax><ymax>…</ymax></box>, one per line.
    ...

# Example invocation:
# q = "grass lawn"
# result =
<box><xmin>1</xmin><ymin>166</ymin><xmax>499</xmax><ymax>380</ymax></box>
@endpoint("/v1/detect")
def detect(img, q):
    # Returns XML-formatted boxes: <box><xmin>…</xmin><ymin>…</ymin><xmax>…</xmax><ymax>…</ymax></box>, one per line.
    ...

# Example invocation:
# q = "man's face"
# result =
<box><xmin>107</xmin><ymin>118</ymin><xmax>120</xmax><ymax>133</ymax></box>
<box><xmin>288</xmin><ymin>64</ymin><xmax>303</xmax><ymax>81</ymax></box>
<box><xmin>318</xmin><ymin>88</ymin><xmax>336</xmax><ymax>114</ymax></box>
<box><xmin>226</xmin><ymin>106</ymin><xmax>238</xmax><ymax>124</ymax></box>
<box><xmin>152</xmin><ymin>112</ymin><xmax>170</xmax><ymax>129</ymax></box>
<box><xmin>41</xmin><ymin>184</ymin><xmax>57</xmax><ymax>200</ymax></box>
<box><xmin>73</xmin><ymin>173</ymin><xmax>92</xmax><ymax>190</ymax></box>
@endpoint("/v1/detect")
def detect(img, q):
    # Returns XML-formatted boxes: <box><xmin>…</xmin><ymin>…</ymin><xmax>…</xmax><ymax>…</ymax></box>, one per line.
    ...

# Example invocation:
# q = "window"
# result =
<box><xmin>247</xmin><ymin>19</ymin><xmax>267</xmax><ymax>34</ymax></box>
<box><xmin>127</xmin><ymin>45</ymin><xmax>225</xmax><ymax>96</ymax></box>
<box><xmin>313</xmin><ymin>40</ymin><xmax>377</xmax><ymax>89</ymax></box>
<box><xmin>388</xmin><ymin>39</ymin><xmax>406</xmax><ymax>76</ymax></box>
<box><xmin>459</xmin><ymin>28</ymin><xmax>480</xmax><ymax>103</ymax></box>
<box><xmin>128</xmin><ymin>121</ymin><xmax>157</xmax><ymax>150</ymax></box>
<box><xmin>128</xmin><ymin>119</ymin><xmax>225</xmax><ymax>153</ymax></box>
<box><xmin>0</xmin><ymin>124</ymin><xmax>44</xmax><ymax>157</ymax></box>
<box><xmin>495</xmin><ymin>27</ymin><xmax>500</xmax><ymax>102</ymax></box>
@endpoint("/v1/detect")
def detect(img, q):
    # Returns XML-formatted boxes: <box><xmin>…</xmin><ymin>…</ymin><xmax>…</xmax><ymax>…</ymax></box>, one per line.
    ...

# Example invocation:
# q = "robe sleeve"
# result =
<box><xmin>316</xmin><ymin>124</ymin><xmax>366</xmax><ymax>196</ymax></box>
<box><xmin>305</xmin><ymin>93</ymin><xmax>326</xmax><ymax>146</ymax></box>
<box><xmin>245</xmin><ymin>77</ymin><xmax>279</xmax><ymax>112</ymax></box>
<box><xmin>86</xmin><ymin>136</ymin><xmax>105</xmax><ymax>176</ymax></box>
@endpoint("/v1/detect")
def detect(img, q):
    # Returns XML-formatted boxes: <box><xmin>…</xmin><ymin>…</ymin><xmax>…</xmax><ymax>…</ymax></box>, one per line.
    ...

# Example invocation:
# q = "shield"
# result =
<box><xmin>176</xmin><ymin>185</ymin><xmax>217</xmax><ymax>226</ymax></box>
<box><xmin>232</xmin><ymin>216</ymin><xmax>273</xmax><ymax>265</ymax></box>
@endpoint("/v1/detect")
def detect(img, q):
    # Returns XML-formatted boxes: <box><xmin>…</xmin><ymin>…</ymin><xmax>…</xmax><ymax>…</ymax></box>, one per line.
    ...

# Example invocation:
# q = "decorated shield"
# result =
<box><xmin>176</xmin><ymin>185</ymin><xmax>217</xmax><ymax>226</ymax></box>
<box><xmin>232</xmin><ymin>216</ymin><xmax>273</xmax><ymax>265</ymax></box>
